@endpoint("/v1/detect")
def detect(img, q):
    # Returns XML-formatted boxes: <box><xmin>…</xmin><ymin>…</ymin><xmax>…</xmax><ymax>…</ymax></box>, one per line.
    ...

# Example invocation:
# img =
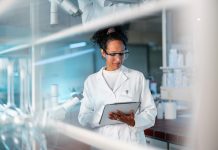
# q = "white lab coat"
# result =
<box><xmin>78</xmin><ymin>0</ymin><xmax>133</xmax><ymax>23</ymax></box>
<box><xmin>78</xmin><ymin>66</ymin><xmax>157</xmax><ymax>144</ymax></box>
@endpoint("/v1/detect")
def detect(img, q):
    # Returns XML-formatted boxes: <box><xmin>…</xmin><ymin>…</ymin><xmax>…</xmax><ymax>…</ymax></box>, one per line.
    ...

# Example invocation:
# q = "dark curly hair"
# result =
<box><xmin>91</xmin><ymin>26</ymin><xmax>128</xmax><ymax>51</ymax></box>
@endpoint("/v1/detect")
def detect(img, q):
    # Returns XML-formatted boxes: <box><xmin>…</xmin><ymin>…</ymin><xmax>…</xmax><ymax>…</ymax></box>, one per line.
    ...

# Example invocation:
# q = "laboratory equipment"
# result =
<box><xmin>43</xmin><ymin>96</ymin><xmax>81</xmax><ymax>121</ymax></box>
<box><xmin>168</xmin><ymin>49</ymin><xmax>178</xmax><ymax>67</ymax></box>
<box><xmin>157</xmin><ymin>101</ymin><xmax>164</xmax><ymax>119</ymax></box>
<box><xmin>164</xmin><ymin>101</ymin><xmax>177</xmax><ymax>120</ymax></box>
<box><xmin>19</xmin><ymin>59</ymin><xmax>32</xmax><ymax>114</ymax></box>
<box><xmin>0</xmin><ymin>116</ymin><xmax>47</xmax><ymax>150</ymax></box>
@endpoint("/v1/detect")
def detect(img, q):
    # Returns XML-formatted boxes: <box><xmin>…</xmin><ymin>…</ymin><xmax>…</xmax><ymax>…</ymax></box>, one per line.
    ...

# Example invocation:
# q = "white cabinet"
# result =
<box><xmin>145</xmin><ymin>137</ymin><xmax>187</xmax><ymax>150</ymax></box>
<box><xmin>169</xmin><ymin>143</ymin><xmax>186</xmax><ymax>150</ymax></box>
<box><xmin>145</xmin><ymin>137</ymin><xmax>168</xmax><ymax>149</ymax></box>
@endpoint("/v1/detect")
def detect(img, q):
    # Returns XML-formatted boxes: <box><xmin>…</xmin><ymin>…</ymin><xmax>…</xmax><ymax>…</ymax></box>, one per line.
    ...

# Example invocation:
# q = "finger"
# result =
<box><xmin>130</xmin><ymin>112</ymin><xmax>134</xmax><ymax>117</ymax></box>
<box><xmin>110</xmin><ymin>113</ymin><xmax>117</xmax><ymax>117</ymax></box>
<box><xmin>109</xmin><ymin>115</ymin><xmax>117</xmax><ymax>120</ymax></box>
<box><xmin>116</xmin><ymin>110</ymin><xmax>126</xmax><ymax>116</ymax></box>
<box><xmin>109</xmin><ymin>112</ymin><xmax>117</xmax><ymax>115</ymax></box>
<box><xmin>108</xmin><ymin>112</ymin><xmax>114</xmax><ymax>117</ymax></box>
<box><xmin>109</xmin><ymin>113</ymin><xmax>116</xmax><ymax>119</ymax></box>
<box><xmin>118</xmin><ymin>115</ymin><xmax>127</xmax><ymax>122</ymax></box>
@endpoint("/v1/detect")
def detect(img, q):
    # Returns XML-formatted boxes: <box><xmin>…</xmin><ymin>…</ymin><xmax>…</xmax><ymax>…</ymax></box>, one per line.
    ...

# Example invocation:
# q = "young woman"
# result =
<box><xmin>78</xmin><ymin>26</ymin><xmax>157</xmax><ymax>144</ymax></box>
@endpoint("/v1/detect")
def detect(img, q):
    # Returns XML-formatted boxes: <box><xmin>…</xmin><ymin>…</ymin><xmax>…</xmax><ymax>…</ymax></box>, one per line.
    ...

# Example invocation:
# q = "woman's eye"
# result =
<box><xmin>111</xmin><ymin>53</ymin><xmax>116</xmax><ymax>56</ymax></box>
<box><xmin>119</xmin><ymin>53</ymin><xmax>124</xmax><ymax>56</ymax></box>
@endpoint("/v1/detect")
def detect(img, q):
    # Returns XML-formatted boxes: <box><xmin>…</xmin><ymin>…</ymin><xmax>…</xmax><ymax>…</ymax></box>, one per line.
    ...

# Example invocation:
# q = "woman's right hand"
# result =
<box><xmin>109</xmin><ymin>111</ymin><xmax>135</xmax><ymax>127</ymax></box>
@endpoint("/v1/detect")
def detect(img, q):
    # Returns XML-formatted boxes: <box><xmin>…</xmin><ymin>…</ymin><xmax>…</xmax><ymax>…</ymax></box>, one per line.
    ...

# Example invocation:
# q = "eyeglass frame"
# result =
<box><xmin>104</xmin><ymin>50</ymin><xmax>129</xmax><ymax>59</ymax></box>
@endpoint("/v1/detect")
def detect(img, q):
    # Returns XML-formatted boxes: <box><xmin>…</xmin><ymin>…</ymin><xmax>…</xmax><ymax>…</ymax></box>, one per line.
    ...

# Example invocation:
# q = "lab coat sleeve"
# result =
<box><xmin>78</xmin><ymin>79</ymin><xmax>102</xmax><ymax>128</ymax></box>
<box><xmin>78</xmin><ymin>0</ymin><xmax>94</xmax><ymax>23</ymax></box>
<box><xmin>134</xmin><ymin>74</ymin><xmax>157</xmax><ymax>130</ymax></box>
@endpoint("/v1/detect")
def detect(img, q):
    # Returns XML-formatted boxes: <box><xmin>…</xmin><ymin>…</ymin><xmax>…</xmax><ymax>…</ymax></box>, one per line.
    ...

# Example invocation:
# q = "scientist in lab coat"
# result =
<box><xmin>78</xmin><ymin>26</ymin><xmax>157</xmax><ymax>144</ymax></box>
<box><xmin>78</xmin><ymin>0</ymin><xmax>136</xmax><ymax>23</ymax></box>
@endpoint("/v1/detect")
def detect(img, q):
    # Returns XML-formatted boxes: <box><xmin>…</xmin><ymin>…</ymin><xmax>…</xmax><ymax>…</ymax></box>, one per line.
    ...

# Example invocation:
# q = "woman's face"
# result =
<box><xmin>101</xmin><ymin>40</ymin><xmax>126</xmax><ymax>71</ymax></box>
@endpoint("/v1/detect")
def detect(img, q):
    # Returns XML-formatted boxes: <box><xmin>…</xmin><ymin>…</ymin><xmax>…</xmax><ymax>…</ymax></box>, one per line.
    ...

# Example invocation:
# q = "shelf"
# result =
<box><xmin>160</xmin><ymin>66</ymin><xmax>191</xmax><ymax>70</ymax></box>
<box><xmin>160</xmin><ymin>87</ymin><xmax>192</xmax><ymax>101</ymax></box>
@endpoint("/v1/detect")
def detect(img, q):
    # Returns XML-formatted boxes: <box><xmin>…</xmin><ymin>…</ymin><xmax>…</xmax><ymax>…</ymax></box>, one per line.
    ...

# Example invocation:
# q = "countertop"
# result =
<box><xmin>144</xmin><ymin>117</ymin><xmax>191</xmax><ymax>145</ymax></box>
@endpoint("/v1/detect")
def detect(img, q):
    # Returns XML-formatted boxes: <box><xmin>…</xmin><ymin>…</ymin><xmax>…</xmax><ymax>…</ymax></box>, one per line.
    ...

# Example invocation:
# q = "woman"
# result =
<box><xmin>78</xmin><ymin>26</ymin><xmax>157</xmax><ymax>144</ymax></box>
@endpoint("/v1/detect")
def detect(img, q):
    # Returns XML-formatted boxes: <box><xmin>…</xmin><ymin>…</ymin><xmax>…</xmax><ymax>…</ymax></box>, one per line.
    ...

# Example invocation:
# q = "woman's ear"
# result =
<box><xmin>101</xmin><ymin>49</ymin><xmax>106</xmax><ymax>59</ymax></box>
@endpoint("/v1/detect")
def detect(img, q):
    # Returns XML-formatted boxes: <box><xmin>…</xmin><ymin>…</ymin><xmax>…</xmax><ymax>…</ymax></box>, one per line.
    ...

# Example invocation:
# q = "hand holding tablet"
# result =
<box><xmin>99</xmin><ymin>102</ymin><xmax>140</xmax><ymax>126</ymax></box>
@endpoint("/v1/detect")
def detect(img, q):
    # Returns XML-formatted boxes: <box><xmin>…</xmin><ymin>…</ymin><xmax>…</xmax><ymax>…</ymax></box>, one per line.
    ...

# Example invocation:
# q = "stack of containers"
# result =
<box><xmin>163</xmin><ymin>47</ymin><xmax>192</xmax><ymax>119</ymax></box>
<box><xmin>50</xmin><ymin>84</ymin><xmax>59</xmax><ymax>108</ymax></box>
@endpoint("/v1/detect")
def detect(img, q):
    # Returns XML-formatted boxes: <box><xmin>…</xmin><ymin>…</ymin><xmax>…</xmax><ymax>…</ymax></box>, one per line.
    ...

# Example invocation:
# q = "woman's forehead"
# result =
<box><xmin>106</xmin><ymin>40</ymin><xmax>125</xmax><ymax>51</ymax></box>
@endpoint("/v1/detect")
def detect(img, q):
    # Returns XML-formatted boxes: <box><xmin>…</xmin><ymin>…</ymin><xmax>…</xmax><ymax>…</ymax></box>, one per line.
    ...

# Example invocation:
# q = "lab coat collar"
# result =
<box><xmin>97</xmin><ymin>65</ymin><xmax>128</xmax><ymax>93</ymax></box>
<box><xmin>113</xmin><ymin>66</ymin><xmax>128</xmax><ymax>93</ymax></box>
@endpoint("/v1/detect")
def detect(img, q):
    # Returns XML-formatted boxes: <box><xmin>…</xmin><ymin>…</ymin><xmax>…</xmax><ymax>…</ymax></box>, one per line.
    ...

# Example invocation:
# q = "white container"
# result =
<box><xmin>51</xmin><ymin>97</ymin><xmax>58</xmax><ymax>108</ymax></box>
<box><xmin>177</xmin><ymin>52</ymin><xmax>184</xmax><ymax>67</ymax></box>
<box><xmin>165</xmin><ymin>101</ymin><xmax>177</xmax><ymax>119</ymax></box>
<box><xmin>174</xmin><ymin>69</ymin><xmax>183</xmax><ymax>87</ymax></box>
<box><xmin>162</xmin><ymin>72</ymin><xmax>167</xmax><ymax>87</ymax></box>
<box><xmin>182</xmin><ymin>74</ymin><xmax>189</xmax><ymax>87</ymax></box>
<box><xmin>167</xmin><ymin>72</ymin><xmax>175</xmax><ymax>87</ymax></box>
<box><xmin>50</xmin><ymin>84</ymin><xmax>59</xmax><ymax>109</ymax></box>
<box><xmin>51</xmin><ymin>84</ymin><xmax>58</xmax><ymax>97</ymax></box>
<box><xmin>7</xmin><ymin>62</ymin><xmax>13</xmax><ymax>76</ymax></box>
<box><xmin>157</xmin><ymin>102</ymin><xmax>164</xmax><ymax>119</ymax></box>
<box><xmin>169</xmin><ymin>49</ymin><xmax>178</xmax><ymax>67</ymax></box>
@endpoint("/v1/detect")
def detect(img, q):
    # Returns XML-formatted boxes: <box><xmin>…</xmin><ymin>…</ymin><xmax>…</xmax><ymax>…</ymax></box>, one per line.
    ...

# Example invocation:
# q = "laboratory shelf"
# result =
<box><xmin>160</xmin><ymin>86</ymin><xmax>192</xmax><ymax>101</ymax></box>
<box><xmin>160</xmin><ymin>66</ymin><xmax>191</xmax><ymax>70</ymax></box>
<box><xmin>160</xmin><ymin>66</ymin><xmax>192</xmax><ymax>71</ymax></box>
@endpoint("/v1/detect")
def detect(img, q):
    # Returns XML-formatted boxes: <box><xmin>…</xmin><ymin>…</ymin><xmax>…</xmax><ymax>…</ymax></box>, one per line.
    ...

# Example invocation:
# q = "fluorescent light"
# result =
<box><xmin>34</xmin><ymin>48</ymin><xmax>94</xmax><ymax>66</ymax></box>
<box><xmin>69</xmin><ymin>42</ymin><xmax>87</xmax><ymax>49</ymax></box>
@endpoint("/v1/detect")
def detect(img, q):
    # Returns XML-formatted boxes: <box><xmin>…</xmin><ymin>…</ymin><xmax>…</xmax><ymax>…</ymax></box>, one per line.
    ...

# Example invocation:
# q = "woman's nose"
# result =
<box><xmin>114</xmin><ymin>55</ymin><xmax>122</xmax><ymax>62</ymax></box>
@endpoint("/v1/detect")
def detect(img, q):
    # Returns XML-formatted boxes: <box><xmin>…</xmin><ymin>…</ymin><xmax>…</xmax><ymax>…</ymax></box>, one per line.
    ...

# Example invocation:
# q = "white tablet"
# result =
<box><xmin>99</xmin><ymin>102</ymin><xmax>140</xmax><ymax>126</ymax></box>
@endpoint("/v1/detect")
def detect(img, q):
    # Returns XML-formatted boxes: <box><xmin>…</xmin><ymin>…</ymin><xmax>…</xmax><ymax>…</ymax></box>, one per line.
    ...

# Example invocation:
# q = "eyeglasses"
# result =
<box><xmin>104</xmin><ymin>50</ymin><xmax>129</xmax><ymax>60</ymax></box>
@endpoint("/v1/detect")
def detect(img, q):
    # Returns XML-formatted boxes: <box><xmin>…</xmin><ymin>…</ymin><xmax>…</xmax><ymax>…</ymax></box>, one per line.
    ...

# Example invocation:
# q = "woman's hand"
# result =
<box><xmin>109</xmin><ymin>110</ymin><xmax>135</xmax><ymax>127</ymax></box>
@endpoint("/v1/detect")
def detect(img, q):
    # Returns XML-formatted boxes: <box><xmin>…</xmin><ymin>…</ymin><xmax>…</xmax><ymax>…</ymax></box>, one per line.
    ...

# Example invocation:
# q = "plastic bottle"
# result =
<box><xmin>157</xmin><ymin>102</ymin><xmax>164</xmax><ymax>119</ymax></box>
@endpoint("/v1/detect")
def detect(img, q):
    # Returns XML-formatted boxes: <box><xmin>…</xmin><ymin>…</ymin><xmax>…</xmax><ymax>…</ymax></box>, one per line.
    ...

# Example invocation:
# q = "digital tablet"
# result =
<box><xmin>99</xmin><ymin>102</ymin><xmax>140</xmax><ymax>126</ymax></box>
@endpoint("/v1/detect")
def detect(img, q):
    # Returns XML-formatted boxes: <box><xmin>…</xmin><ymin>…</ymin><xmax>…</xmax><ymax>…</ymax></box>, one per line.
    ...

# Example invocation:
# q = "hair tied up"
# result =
<box><xmin>107</xmin><ymin>28</ymin><xmax>116</xmax><ymax>35</ymax></box>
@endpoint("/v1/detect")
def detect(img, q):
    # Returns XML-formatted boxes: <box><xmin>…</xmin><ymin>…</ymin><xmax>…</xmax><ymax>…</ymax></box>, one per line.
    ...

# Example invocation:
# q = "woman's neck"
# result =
<box><xmin>105</xmin><ymin>67</ymin><xmax>121</xmax><ymax>71</ymax></box>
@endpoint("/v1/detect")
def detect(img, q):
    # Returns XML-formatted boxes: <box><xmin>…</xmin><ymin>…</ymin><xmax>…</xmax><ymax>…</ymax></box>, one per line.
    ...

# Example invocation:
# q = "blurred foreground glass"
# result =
<box><xmin>0</xmin><ymin>117</ymin><xmax>47</xmax><ymax>150</ymax></box>
<box><xmin>0</xmin><ymin>58</ymin><xmax>46</xmax><ymax>150</ymax></box>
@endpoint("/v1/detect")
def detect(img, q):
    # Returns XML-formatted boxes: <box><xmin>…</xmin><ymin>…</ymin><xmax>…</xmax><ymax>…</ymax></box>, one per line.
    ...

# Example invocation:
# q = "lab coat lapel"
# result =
<box><xmin>113</xmin><ymin>66</ymin><xmax>128</xmax><ymax>93</ymax></box>
<box><xmin>96</xmin><ymin>67</ymin><xmax>114</xmax><ymax>95</ymax></box>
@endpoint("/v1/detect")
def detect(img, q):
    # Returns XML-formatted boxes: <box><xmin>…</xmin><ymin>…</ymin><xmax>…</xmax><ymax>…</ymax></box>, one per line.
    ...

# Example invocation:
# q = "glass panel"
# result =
<box><xmin>0</xmin><ymin>0</ymin><xmax>199</xmax><ymax>149</ymax></box>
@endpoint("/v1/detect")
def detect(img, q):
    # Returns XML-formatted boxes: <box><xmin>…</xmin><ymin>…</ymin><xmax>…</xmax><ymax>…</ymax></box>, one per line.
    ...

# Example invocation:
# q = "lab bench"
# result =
<box><xmin>144</xmin><ymin>117</ymin><xmax>190</xmax><ymax>150</ymax></box>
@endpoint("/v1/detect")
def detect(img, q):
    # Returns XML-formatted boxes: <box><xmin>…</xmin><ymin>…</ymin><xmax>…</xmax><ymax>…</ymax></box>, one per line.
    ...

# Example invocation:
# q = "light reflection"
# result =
<box><xmin>0</xmin><ymin>0</ymin><xmax>16</xmax><ymax>16</ymax></box>
<box><xmin>0</xmin><ymin>58</ymin><xmax>47</xmax><ymax>150</ymax></box>
<box><xmin>196</xmin><ymin>17</ymin><xmax>201</xmax><ymax>21</ymax></box>
<box><xmin>34</xmin><ymin>48</ymin><xmax>94</xmax><ymax>66</ymax></box>
<box><xmin>13</xmin><ymin>137</ymin><xmax>19</xmax><ymax>145</ymax></box>
<box><xmin>1</xmin><ymin>134</ymin><xmax>6</xmax><ymax>141</ymax></box>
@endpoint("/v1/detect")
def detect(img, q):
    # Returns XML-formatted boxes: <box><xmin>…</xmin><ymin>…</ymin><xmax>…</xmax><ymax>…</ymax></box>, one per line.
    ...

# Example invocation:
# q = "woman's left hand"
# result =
<box><xmin>109</xmin><ymin>110</ymin><xmax>135</xmax><ymax>127</ymax></box>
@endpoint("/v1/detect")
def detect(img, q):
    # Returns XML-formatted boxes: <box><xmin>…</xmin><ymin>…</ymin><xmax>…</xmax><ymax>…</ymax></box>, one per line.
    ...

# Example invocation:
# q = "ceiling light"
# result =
<box><xmin>69</xmin><ymin>42</ymin><xmax>87</xmax><ymax>49</ymax></box>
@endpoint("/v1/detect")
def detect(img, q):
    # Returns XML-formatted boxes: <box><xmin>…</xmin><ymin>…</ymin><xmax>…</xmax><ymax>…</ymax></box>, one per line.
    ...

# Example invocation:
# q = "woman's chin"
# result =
<box><xmin>113</xmin><ymin>65</ymin><xmax>121</xmax><ymax>70</ymax></box>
